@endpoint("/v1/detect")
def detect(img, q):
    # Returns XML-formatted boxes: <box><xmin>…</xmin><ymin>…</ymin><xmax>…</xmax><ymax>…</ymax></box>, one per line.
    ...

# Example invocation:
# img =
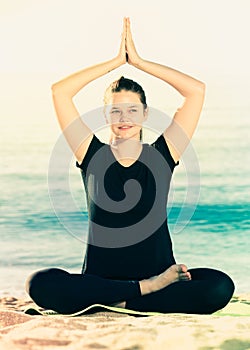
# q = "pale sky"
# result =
<box><xmin>1</xmin><ymin>0</ymin><xmax>250</xmax><ymax>126</ymax></box>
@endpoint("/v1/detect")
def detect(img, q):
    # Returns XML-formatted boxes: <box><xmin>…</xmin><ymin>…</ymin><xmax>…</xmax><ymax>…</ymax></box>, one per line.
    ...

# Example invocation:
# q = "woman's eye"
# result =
<box><xmin>111</xmin><ymin>110</ymin><xmax>120</xmax><ymax>115</ymax></box>
<box><xmin>130</xmin><ymin>109</ymin><xmax>138</xmax><ymax>113</ymax></box>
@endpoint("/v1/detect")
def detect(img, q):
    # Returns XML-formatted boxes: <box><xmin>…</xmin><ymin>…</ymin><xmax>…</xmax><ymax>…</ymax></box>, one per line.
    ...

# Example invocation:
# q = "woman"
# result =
<box><xmin>26</xmin><ymin>18</ymin><xmax>234</xmax><ymax>314</ymax></box>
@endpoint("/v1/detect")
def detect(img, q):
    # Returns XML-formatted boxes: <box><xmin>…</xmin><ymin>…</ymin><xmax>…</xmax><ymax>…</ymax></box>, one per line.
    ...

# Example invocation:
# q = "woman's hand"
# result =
<box><xmin>116</xmin><ymin>17</ymin><xmax>127</xmax><ymax>66</ymax></box>
<box><xmin>125</xmin><ymin>17</ymin><xmax>141</xmax><ymax>66</ymax></box>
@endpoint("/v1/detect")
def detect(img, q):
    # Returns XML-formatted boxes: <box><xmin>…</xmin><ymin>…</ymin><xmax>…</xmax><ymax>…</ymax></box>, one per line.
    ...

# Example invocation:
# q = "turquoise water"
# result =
<box><xmin>1</xmin><ymin>108</ymin><xmax>250</xmax><ymax>296</ymax></box>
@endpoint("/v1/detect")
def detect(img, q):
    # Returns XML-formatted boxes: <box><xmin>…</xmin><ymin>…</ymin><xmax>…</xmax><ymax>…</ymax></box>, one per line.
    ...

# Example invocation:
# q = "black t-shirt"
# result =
<box><xmin>76</xmin><ymin>135</ymin><xmax>178</xmax><ymax>280</ymax></box>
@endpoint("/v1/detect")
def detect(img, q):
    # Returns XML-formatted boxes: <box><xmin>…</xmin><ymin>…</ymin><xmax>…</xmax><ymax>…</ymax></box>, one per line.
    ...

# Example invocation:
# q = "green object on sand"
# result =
<box><xmin>24</xmin><ymin>298</ymin><xmax>250</xmax><ymax>317</ymax></box>
<box><xmin>24</xmin><ymin>303</ymin><xmax>163</xmax><ymax>317</ymax></box>
<box><xmin>213</xmin><ymin>299</ymin><xmax>250</xmax><ymax>317</ymax></box>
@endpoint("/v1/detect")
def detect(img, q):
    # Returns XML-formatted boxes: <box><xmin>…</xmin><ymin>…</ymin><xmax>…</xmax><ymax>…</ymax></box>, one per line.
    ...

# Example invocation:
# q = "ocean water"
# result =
<box><xmin>1</xmin><ymin>107</ymin><xmax>250</xmax><ymax>296</ymax></box>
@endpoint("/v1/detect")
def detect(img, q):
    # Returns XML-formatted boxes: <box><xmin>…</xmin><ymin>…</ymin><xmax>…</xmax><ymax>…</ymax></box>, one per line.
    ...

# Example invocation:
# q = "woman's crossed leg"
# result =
<box><xmin>26</xmin><ymin>266</ymin><xmax>234</xmax><ymax>315</ymax></box>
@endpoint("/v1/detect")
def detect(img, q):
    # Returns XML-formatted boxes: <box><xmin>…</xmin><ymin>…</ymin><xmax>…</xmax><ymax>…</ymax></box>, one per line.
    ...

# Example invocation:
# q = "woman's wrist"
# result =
<box><xmin>114</xmin><ymin>54</ymin><xmax>126</xmax><ymax>68</ymax></box>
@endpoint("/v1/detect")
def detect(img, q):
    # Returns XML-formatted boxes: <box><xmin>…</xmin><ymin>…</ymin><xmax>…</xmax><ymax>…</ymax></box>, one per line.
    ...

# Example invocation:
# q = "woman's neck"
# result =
<box><xmin>110</xmin><ymin>137</ymin><xmax>142</xmax><ymax>166</ymax></box>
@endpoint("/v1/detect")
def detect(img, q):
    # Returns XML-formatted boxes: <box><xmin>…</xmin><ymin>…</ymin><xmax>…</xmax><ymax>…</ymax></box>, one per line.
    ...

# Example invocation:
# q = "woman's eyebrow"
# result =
<box><xmin>110</xmin><ymin>104</ymin><xmax>139</xmax><ymax>109</ymax></box>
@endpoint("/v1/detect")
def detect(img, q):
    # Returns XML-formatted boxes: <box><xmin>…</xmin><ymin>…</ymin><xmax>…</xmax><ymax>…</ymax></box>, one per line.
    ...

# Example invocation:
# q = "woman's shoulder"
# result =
<box><xmin>150</xmin><ymin>135</ymin><xmax>179</xmax><ymax>170</ymax></box>
<box><xmin>76</xmin><ymin>134</ymin><xmax>105</xmax><ymax>171</ymax></box>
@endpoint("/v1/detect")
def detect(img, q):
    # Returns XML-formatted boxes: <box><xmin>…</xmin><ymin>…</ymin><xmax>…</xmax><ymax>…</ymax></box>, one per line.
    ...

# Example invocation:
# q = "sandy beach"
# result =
<box><xmin>0</xmin><ymin>295</ymin><xmax>250</xmax><ymax>350</ymax></box>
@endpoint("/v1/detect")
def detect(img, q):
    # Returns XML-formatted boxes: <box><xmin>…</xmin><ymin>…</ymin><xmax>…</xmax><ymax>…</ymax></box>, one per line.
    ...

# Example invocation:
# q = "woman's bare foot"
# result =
<box><xmin>110</xmin><ymin>265</ymin><xmax>191</xmax><ymax>307</ymax></box>
<box><xmin>139</xmin><ymin>264</ymin><xmax>191</xmax><ymax>296</ymax></box>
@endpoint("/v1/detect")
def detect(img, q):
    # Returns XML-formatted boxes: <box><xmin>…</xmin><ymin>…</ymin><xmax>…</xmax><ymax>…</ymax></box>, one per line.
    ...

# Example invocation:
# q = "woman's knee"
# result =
<box><xmin>25</xmin><ymin>268</ymin><xmax>67</xmax><ymax>298</ymax></box>
<box><xmin>205</xmin><ymin>272</ymin><xmax>235</xmax><ymax>312</ymax></box>
<box><xmin>25</xmin><ymin>268</ymin><xmax>72</xmax><ymax>312</ymax></box>
<box><xmin>25</xmin><ymin>269</ymin><xmax>48</xmax><ymax>298</ymax></box>
<box><xmin>216</xmin><ymin>272</ymin><xmax>235</xmax><ymax>302</ymax></box>
<box><xmin>189</xmin><ymin>268</ymin><xmax>235</xmax><ymax>313</ymax></box>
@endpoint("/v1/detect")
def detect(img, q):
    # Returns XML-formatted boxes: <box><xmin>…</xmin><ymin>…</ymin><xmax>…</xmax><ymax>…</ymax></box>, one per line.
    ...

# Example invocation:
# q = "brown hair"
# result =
<box><xmin>104</xmin><ymin>76</ymin><xmax>147</xmax><ymax>109</ymax></box>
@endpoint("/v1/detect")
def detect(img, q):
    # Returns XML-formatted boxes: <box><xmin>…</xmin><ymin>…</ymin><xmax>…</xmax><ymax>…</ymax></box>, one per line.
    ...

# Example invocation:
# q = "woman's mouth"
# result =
<box><xmin>118</xmin><ymin>125</ymin><xmax>133</xmax><ymax>130</ymax></box>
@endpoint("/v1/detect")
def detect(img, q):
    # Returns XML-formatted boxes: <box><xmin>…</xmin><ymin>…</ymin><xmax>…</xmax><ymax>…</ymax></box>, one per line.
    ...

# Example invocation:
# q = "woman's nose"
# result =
<box><xmin>119</xmin><ymin>111</ymin><xmax>130</xmax><ymax>122</ymax></box>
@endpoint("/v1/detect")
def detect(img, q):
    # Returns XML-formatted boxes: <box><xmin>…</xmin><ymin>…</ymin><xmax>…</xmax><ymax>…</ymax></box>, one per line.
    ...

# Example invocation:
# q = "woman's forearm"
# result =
<box><xmin>130</xmin><ymin>57</ymin><xmax>205</xmax><ymax>161</ymax></box>
<box><xmin>133</xmin><ymin>58</ymin><xmax>205</xmax><ymax>97</ymax></box>
<box><xmin>52</xmin><ymin>57</ymin><xmax>122</xmax><ymax>98</ymax></box>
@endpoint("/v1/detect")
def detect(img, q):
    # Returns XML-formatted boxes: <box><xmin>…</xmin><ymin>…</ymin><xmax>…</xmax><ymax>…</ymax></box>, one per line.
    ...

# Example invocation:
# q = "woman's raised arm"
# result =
<box><xmin>125</xmin><ymin>18</ymin><xmax>205</xmax><ymax>163</ymax></box>
<box><xmin>51</xmin><ymin>19</ymin><xmax>127</xmax><ymax>163</ymax></box>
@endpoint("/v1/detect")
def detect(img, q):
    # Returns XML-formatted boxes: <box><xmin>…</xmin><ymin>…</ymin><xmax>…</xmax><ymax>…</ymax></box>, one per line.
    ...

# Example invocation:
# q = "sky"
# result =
<box><xmin>1</xmin><ymin>0</ymin><xmax>250</xmax><ymax>129</ymax></box>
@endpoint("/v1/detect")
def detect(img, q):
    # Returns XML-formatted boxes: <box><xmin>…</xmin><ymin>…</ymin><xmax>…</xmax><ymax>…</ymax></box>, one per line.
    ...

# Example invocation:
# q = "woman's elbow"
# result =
<box><xmin>51</xmin><ymin>82</ymin><xmax>62</xmax><ymax>96</ymax></box>
<box><xmin>197</xmin><ymin>81</ymin><xmax>206</xmax><ymax>94</ymax></box>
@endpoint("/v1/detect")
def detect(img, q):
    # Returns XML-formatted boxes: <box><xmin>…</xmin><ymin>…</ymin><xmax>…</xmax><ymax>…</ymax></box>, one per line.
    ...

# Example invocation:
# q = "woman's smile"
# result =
<box><xmin>118</xmin><ymin>124</ymin><xmax>133</xmax><ymax>130</ymax></box>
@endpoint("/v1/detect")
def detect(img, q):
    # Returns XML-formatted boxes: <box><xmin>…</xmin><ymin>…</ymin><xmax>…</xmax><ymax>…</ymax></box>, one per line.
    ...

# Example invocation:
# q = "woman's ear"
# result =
<box><xmin>143</xmin><ymin>107</ymin><xmax>149</xmax><ymax>121</ymax></box>
<box><xmin>103</xmin><ymin>107</ymin><xmax>109</xmax><ymax>124</ymax></box>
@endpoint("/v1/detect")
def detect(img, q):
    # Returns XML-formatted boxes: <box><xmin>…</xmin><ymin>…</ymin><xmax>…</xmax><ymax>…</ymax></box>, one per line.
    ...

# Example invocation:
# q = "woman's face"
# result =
<box><xmin>105</xmin><ymin>90</ymin><xmax>147</xmax><ymax>141</ymax></box>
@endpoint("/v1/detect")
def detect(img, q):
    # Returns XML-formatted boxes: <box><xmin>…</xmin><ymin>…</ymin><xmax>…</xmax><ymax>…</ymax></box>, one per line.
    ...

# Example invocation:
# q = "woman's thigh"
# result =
<box><xmin>26</xmin><ymin>268</ymin><xmax>141</xmax><ymax>314</ymax></box>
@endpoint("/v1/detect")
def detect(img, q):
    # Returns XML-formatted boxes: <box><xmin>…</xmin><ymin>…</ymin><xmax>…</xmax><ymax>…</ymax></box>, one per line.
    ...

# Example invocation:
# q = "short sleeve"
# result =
<box><xmin>76</xmin><ymin>135</ymin><xmax>105</xmax><ymax>173</ymax></box>
<box><xmin>151</xmin><ymin>135</ymin><xmax>179</xmax><ymax>172</ymax></box>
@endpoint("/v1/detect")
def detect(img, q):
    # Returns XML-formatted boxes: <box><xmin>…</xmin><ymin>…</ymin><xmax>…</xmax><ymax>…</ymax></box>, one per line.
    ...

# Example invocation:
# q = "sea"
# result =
<box><xmin>1</xmin><ymin>107</ymin><xmax>250</xmax><ymax>297</ymax></box>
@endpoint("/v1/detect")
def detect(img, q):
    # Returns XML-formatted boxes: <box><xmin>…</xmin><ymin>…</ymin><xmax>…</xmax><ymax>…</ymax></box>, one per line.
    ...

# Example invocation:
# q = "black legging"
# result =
<box><xmin>26</xmin><ymin>267</ymin><xmax>234</xmax><ymax>315</ymax></box>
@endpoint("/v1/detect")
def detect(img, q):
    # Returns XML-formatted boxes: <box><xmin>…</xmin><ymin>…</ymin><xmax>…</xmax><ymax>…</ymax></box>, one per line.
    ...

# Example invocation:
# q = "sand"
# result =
<box><xmin>0</xmin><ymin>295</ymin><xmax>250</xmax><ymax>350</ymax></box>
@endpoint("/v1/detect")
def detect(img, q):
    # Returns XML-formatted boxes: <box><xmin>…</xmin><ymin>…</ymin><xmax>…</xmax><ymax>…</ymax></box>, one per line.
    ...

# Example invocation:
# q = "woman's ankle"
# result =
<box><xmin>139</xmin><ymin>278</ymin><xmax>156</xmax><ymax>296</ymax></box>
